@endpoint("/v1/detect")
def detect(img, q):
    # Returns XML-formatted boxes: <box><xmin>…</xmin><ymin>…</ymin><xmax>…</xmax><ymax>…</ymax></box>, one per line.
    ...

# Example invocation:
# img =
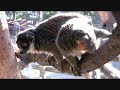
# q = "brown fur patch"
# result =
<box><xmin>76</xmin><ymin>40</ymin><xmax>87</xmax><ymax>50</ymax></box>
<box><xmin>71</xmin><ymin>41</ymin><xmax>87</xmax><ymax>56</ymax></box>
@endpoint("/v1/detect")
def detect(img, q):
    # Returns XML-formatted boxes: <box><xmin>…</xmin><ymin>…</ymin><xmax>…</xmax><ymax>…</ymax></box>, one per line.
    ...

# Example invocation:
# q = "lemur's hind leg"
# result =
<box><xmin>51</xmin><ymin>49</ymin><xmax>65</xmax><ymax>72</ymax></box>
<box><xmin>65</xmin><ymin>56</ymin><xmax>81</xmax><ymax>76</ymax></box>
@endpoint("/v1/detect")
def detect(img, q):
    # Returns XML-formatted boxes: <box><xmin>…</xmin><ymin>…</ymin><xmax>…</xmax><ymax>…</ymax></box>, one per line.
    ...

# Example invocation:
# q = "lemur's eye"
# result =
<box><xmin>21</xmin><ymin>43</ymin><xmax>27</xmax><ymax>47</ymax></box>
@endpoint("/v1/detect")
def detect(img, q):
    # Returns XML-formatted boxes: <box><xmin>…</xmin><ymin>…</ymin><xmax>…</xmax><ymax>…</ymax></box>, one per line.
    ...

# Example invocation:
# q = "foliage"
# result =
<box><xmin>5</xmin><ymin>11</ymin><xmax>98</xmax><ymax>27</ymax></box>
<box><xmin>6</xmin><ymin>11</ymin><xmax>97</xmax><ymax>20</ymax></box>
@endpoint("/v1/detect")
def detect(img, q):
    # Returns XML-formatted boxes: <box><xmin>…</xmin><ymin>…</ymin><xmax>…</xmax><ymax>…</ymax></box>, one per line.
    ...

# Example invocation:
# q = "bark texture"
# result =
<box><xmin>0</xmin><ymin>12</ymin><xmax>21</xmax><ymax>79</ymax></box>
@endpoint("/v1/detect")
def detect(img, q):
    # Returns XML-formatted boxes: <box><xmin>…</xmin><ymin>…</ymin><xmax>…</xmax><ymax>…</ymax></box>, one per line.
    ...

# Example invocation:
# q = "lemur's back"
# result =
<box><xmin>34</xmin><ymin>12</ymin><xmax>91</xmax><ymax>42</ymax></box>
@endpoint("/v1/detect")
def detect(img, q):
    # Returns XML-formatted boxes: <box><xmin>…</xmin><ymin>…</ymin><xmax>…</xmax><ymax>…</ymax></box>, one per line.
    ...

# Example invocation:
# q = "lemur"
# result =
<box><xmin>56</xmin><ymin>17</ymin><xmax>97</xmax><ymax>75</ymax></box>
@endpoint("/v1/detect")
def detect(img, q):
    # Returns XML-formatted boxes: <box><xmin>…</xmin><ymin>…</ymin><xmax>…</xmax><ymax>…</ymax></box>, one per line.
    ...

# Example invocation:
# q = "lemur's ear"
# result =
<box><xmin>26</xmin><ymin>34</ymin><xmax>34</xmax><ymax>42</ymax></box>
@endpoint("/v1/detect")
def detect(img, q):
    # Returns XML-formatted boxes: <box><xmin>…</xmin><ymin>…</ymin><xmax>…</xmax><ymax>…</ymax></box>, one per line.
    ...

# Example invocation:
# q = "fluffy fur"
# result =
<box><xmin>56</xmin><ymin>17</ymin><xmax>97</xmax><ymax>75</ymax></box>
<box><xmin>16</xmin><ymin>12</ymin><xmax>90</xmax><ymax>73</ymax></box>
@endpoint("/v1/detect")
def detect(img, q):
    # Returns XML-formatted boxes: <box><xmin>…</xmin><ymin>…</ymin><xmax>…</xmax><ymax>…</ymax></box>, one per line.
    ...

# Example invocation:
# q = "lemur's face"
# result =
<box><xmin>74</xmin><ymin>30</ymin><xmax>96</xmax><ymax>55</ymax></box>
<box><xmin>16</xmin><ymin>30</ymin><xmax>34</xmax><ymax>54</ymax></box>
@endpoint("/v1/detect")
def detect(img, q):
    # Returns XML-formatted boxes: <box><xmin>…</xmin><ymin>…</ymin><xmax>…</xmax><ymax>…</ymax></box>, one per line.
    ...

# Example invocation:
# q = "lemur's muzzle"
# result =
<box><xmin>20</xmin><ymin>49</ymin><xmax>28</xmax><ymax>54</ymax></box>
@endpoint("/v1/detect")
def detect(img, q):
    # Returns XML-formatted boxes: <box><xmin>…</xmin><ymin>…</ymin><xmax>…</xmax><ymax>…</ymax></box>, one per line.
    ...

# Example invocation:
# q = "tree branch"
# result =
<box><xmin>16</xmin><ymin>11</ymin><xmax>120</xmax><ymax>76</ymax></box>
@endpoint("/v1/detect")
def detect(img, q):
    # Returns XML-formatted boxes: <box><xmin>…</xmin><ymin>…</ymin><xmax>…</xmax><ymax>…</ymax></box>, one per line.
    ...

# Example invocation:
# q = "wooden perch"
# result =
<box><xmin>15</xmin><ymin>11</ymin><xmax>120</xmax><ymax>76</ymax></box>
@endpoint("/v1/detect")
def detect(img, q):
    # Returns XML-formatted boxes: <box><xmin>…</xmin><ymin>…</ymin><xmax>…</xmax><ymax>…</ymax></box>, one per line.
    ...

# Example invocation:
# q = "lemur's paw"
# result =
<box><xmin>57</xmin><ymin>62</ymin><xmax>65</xmax><ymax>73</ymax></box>
<box><xmin>46</xmin><ymin>55</ymin><xmax>54</xmax><ymax>65</ymax></box>
<box><xmin>46</xmin><ymin>55</ymin><xmax>65</xmax><ymax>72</ymax></box>
<box><xmin>70</xmin><ymin>66</ymin><xmax>81</xmax><ymax>76</ymax></box>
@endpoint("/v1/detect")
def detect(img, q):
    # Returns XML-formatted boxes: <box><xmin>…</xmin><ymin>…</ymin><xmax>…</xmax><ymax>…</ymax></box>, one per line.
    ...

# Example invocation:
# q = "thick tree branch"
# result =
<box><xmin>0</xmin><ymin>12</ymin><xmax>21</xmax><ymax>78</ymax></box>
<box><xmin>16</xmin><ymin>11</ymin><xmax>120</xmax><ymax>76</ymax></box>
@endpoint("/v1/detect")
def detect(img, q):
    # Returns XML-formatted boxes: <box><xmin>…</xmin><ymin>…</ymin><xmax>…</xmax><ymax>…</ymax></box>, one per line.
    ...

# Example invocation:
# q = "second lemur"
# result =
<box><xmin>56</xmin><ymin>17</ymin><xmax>98</xmax><ymax>75</ymax></box>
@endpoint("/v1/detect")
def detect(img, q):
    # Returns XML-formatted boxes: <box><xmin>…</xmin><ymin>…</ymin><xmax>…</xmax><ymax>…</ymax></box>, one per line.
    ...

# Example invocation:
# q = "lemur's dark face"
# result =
<box><xmin>76</xmin><ymin>30</ymin><xmax>96</xmax><ymax>54</ymax></box>
<box><xmin>16</xmin><ymin>30</ymin><xmax>34</xmax><ymax>54</ymax></box>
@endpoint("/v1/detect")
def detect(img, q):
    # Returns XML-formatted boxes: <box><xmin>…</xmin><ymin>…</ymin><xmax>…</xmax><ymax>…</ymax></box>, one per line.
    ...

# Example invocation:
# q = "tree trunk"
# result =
<box><xmin>0</xmin><ymin>11</ymin><xmax>21</xmax><ymax>79</ymax></box>
<box><xmin>12</xmin><ymin>11</ymin><xmax>16</xmax><ymax>20</ymax></box>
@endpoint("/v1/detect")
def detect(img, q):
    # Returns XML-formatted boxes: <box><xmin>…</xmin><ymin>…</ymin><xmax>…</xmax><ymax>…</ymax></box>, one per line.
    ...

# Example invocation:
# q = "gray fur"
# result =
<box><xmin>56</xmin><ymin>17</ymin><xmax>97</xmax><ymax>75</ymax></box>
<box><xmin>16</xmin><ymin>12</ymin><xmax>88</xmax><ymax>73</ymax></box>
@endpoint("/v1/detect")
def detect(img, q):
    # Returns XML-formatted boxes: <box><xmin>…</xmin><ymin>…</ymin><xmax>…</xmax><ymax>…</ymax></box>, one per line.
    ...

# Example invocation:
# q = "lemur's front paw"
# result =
<box><xmin>47</xmin><ymin>55</ymin><xmax>58</xmax><ymax>65</ymax></box>
<box><xmin>46</xmin><ymin>55</ymin><xmax>53</xmax><ymax>65</ymax></box>
<box><xmin>57</xmin><ymin>62</ymin><xmax>64</xmax><ymax>72</ymax></box>
<box><xmin>46</xmin><ymin>55</ymin><xmax>64</xmax><ymax>72</ymax></box>
<box><xmin>70</xmin><ymin>66</ymin><xmax>81</xmax><ymax>76</ymax></box>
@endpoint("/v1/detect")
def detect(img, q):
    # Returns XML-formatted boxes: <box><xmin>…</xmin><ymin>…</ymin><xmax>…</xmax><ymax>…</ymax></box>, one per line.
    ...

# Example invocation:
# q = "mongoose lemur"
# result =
<box><xmin>56</xmin><ymin>17</ymin><xmax>97</xmax><ymax>75</ymax></box>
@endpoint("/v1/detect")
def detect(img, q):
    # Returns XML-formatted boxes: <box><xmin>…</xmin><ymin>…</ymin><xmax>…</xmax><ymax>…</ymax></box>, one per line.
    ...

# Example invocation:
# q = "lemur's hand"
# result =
<box><xmin>12</xmin><ymin>43</ymin><xmax>20</xmax><ymax>53</ymax></box>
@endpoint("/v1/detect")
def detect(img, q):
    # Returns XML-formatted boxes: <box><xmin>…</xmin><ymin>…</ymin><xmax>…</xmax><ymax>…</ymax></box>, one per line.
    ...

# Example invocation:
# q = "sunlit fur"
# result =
<box><xmin>56</xmin><ymin>17</ymin><xmax>97</xmax><ymax>75</ymax></box>
<box><xmin>16</xmin><ymin>12</ymin><xmax>92</xmax><ymax>67</ymax></box>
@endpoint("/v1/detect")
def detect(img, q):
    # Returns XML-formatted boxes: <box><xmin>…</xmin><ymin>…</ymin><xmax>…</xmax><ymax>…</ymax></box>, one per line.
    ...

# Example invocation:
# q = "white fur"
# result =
<box><xmin>69</xmin><ymin>50</ymin><xmax>87</xmax><ymax>57</ymax></box>
<box><xmin>28</xmin><ymin>43</ymin><xmax>53</xmax><ymax>55</ymax></box>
